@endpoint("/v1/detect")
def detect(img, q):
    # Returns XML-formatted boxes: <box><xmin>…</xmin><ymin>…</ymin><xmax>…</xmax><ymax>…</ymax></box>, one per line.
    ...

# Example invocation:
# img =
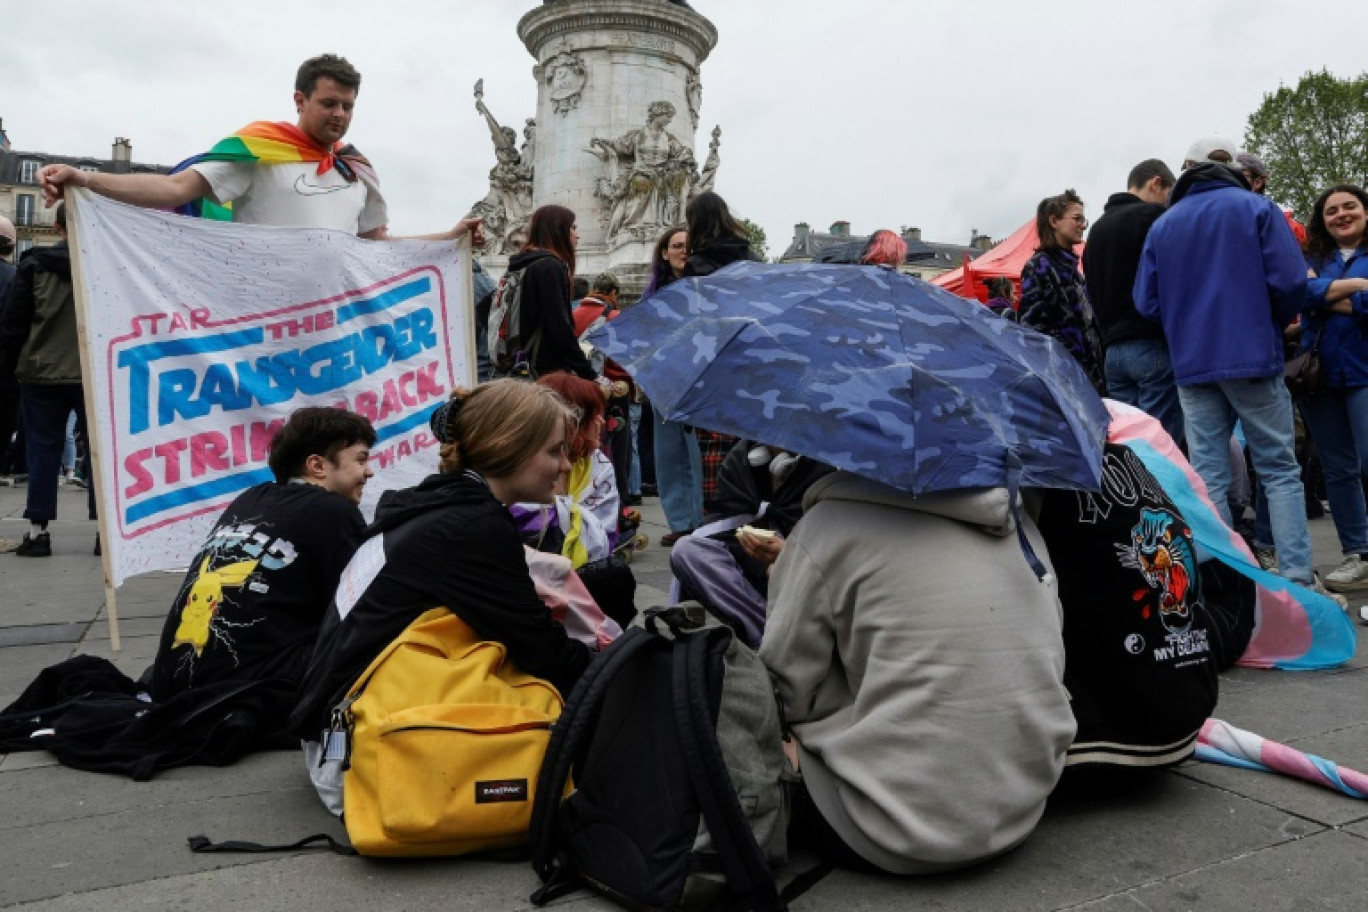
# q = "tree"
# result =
<box><xmin>736</xmin><ymin>217</ymin><xmax>769</xmax><ymax>262</ymax></box>
<box><xmin>1244</xmin><ymin>69</ymin><xmax>1368</xmax><ymax>220</ymax></box>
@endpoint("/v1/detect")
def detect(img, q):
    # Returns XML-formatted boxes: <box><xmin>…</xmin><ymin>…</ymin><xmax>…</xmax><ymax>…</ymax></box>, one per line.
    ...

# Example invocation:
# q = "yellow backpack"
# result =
<box><xmin>338</xmin><ymin>607</ymin><xmax>567</xmax><ymax>857</ymax></box>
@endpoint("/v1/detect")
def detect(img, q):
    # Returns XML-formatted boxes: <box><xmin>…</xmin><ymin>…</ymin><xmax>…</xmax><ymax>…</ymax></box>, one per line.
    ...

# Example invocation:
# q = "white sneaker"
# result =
<box><xmin>1308</xmin><ymin>574</ymin><xmax>1350</xmax><ymax>610</ymax></box>
<box><xmin>1324</xmin><ymin>554</ymin><xmax>1368</xmax><ymax>592</ymax></box>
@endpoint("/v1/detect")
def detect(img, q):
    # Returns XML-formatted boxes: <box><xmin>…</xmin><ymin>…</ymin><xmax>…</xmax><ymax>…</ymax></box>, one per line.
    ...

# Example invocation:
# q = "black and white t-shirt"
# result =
<box><xmin>149</xmin><ymin>482</ymin><xmax>365</xmax><ymax>700</ymax></box>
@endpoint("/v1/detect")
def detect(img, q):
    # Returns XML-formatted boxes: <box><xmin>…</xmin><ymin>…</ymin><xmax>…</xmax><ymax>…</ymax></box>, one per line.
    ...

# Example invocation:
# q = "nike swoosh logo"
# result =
<box><xmin>294</xmin><ymin>174</ymin><xmax>349</xmax><ymax>196</ymax></box>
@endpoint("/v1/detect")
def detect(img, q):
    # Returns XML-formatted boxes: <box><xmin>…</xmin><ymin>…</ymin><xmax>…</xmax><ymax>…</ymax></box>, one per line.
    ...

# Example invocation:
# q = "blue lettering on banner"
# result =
<box><xmin>118</xmin><ymin>278</ymin><xmax>436</xmax><ymax>434</ymax></box>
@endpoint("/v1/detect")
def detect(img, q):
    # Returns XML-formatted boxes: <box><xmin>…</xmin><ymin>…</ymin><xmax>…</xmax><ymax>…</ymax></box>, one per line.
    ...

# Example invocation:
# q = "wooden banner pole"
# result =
<box><xmin>64</xmin><ymin>188</ymin><xmax>121</xmax><ymax>652</ymax></box>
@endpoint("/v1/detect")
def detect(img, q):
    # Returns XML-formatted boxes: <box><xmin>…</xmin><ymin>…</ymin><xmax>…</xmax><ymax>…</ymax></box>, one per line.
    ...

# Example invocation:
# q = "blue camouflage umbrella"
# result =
<box><xmin>591</xmin><ymin>261</ymin><xmax>1109</xmax><ymax>497</ymax></box>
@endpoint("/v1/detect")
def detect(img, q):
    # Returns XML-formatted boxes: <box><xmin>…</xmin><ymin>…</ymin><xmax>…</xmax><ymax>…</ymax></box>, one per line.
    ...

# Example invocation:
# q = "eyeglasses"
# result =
<box><xmin>1068</xmin><ymin>215</ymin><xmax>1088</xmax><ymax>227</ymax></box>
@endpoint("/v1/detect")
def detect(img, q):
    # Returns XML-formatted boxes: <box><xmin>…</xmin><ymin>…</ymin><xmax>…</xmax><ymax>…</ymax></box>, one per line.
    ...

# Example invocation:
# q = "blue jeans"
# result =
<box><xmin>1302</xmin><ymin>387</ymin><xmax>1368</xmax><ymax>556</ymax></box>
<box><xmin>20</xmin><ymin>383</ymin><xmax>95</xmax><ymax>523</ymax></box>
<box><xmin>653</xmin><ymin>414</ymin><xmax>703</xmax><ymax>533</ymax></box>
<box><xmin>1105</xmin><ymin>338</ymin><xmax>1185</xmax><ymax>447</ymax></box>
<box><xmin>1178</xmin><ymin>378</ymin><xmax>1311</xmax><ymax>582</ymax></box>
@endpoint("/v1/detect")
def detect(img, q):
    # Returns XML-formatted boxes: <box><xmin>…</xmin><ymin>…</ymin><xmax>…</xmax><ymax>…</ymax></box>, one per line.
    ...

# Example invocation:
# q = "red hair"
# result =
<box><xmin>858</xmin><ymin>229</ymin><xmax>908</xmax><ymax>267</ymax></box>
<box><xmin>526</xmin><ymin>205</ymin><xmax>577</xmax><ymax>276</ymax></box>
<box><xmin>537</xmin><ymin>371</ymin><xmax>604</xmax><ymax>461</ymax></box>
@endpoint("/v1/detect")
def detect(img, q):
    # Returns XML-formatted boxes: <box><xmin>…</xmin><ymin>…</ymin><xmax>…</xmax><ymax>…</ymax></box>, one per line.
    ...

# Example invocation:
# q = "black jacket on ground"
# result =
<box><xmin>290</xmin><ymin>470</ymin><xmax>591</xmax><ymax>737</ymax></box>
<box><xmin>683</xmin><ymin>235</ymin><xmax>758</xmax><ymax>277</ymax></box>
<box><xmin>1082</xmin><ymin>193</ymin><xmax>1167</xmax><ymax>347</ymax></box>
<box><xmin>0</xmin><ymin>483</ymin><xmax>365</xmax><ymax>779</ymax></box>
<box><xmin>506</xmin><ymin>249</ymin><xmax>596</xmax><ymax>379</ymax></box>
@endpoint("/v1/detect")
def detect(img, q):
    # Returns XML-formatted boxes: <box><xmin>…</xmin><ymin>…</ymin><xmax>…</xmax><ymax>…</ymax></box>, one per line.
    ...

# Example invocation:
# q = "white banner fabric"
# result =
<box><xmin>70</xmin><ymin>189</ymin><xmax>473</xmax><ymax>586</ymax></box>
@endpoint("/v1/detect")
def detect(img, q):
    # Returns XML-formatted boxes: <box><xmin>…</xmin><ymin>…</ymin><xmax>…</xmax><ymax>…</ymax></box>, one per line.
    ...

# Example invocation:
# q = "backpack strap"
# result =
<box><xmin>673</xmin><ymin>630</ymin><xmax>786</xmax><ymax>912</ymax></box>
<box><xmin>187</xmin><ymin>833</ymin><xmax>357</xmax><ymax>856</ymax></box>
<box><xmin>529</xmin><ymin>626</ymin><xmax>658</xmax><ymax>894</ymax></box>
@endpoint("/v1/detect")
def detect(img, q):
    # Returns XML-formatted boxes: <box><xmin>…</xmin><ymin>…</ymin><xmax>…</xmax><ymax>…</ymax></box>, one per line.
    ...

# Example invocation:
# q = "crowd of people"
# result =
<box><xmin>0</xmin><ymin>52</ymin><xmax>1361</xmax><ymax>884</ymax></box>
<box><xmin>1020</xmin><ymin>136</ymin><xmax>1368</xmax><ymax>605</ymax></box>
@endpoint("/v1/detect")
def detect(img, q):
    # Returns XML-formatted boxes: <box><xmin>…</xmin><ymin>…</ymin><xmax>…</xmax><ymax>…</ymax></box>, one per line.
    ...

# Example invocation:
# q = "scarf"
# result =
<box><xmin>169</xmin><ymin>121</ymin><xmax>375</xmax><ymax>220</ymax></box>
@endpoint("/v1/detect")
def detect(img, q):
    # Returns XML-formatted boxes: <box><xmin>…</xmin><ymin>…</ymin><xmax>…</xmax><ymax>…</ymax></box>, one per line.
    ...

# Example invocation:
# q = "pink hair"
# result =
<box><xmin>858</xmin><ymin>230</ymin><xmax>908</xmax><ymax>267</ymax></box>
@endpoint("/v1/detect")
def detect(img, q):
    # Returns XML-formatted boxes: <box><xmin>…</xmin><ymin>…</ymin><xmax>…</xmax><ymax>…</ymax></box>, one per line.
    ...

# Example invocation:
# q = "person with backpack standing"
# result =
<box><xmin>497</xmin><ymin>205</ymin><xmax>598</xmax><ymax>381</ymax></box>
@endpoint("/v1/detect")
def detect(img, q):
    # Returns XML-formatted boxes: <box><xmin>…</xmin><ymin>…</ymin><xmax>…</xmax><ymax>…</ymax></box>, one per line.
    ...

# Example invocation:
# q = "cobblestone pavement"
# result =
<box><xmin>1</xmin><ymin>481</ymin><xmax>1366</xmax><ymax>911</ymax></box>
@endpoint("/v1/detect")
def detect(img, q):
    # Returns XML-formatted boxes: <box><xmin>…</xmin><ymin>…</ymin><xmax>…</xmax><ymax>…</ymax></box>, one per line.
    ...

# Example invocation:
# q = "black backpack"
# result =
<box><xmin>529</xmin><ymin>607</ymin><xmax>811</xmax><ymax>911</ymax></box>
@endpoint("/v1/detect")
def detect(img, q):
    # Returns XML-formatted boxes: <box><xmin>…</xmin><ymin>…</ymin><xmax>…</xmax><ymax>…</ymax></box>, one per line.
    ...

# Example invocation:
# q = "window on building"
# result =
<box><xmin>15</xmin><ymin>194</ymin><xmax>35</xmax><ymax>227</ymax></box>
<box><xmin>17</xmin><ymin>239</ymin><xmax>34</xmax><ymax>256</ymax></box>
<box><xmin>79</xmin><ymin>165</ymin><xmax>100</xmax><ymax>173</ymax></box>
<box><xmin>19</xmin><ymin>159</ymin><xmax>41</xmax><ymax>184</ymax></box>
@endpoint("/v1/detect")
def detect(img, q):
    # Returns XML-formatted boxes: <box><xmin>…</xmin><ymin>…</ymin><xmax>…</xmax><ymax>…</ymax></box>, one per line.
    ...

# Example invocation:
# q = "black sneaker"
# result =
<box><xmin>15</xmin><ymin>531</ymin><xmax>52</xmax><ymax>557</ymax></box>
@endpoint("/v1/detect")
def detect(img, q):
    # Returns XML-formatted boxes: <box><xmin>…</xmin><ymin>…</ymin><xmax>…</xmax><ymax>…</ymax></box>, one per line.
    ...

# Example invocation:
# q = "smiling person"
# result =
<box><xmin>1298</xmin><ymin>184</ymin><xmax>1368</xmax><ymax>592</ymax></box>
<box><xmin>36</xmin><ymin>54</ymin><xmax>480</xmax><ymax>243</ymax></box>
<box><xmin>291</xmin><ymin>380</ymin><xmax>593</xmax><ymax>740</ymax></box>
<box><xmin>147</xmin><ymin>406</ymin><xmax>374</xmax><ymax>708</ymax></box>
<box><xmin>1019</xmin><ymin>189</ymin><xmax>1107</xmax><ymax>394</ymax></box>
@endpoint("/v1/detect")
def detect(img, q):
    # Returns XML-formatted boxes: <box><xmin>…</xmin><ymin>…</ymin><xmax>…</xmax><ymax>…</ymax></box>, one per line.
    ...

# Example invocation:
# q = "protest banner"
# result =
<box><xmin>68</xmin><ymin>189</ymin><xmax>474</xmax><ymax>605</ymax></box>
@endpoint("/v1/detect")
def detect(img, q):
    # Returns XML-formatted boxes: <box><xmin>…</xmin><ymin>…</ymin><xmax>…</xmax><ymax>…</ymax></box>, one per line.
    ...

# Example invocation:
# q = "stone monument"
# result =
<box><xmin>468</xmin><ymin>0</ymin><xmax>721</xmax><ymax>296</ymax></box>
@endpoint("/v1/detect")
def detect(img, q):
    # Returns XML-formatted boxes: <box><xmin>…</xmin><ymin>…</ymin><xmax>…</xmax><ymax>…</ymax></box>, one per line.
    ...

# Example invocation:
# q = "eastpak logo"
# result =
<box><xmin>474</xmin><ymin>779</ymin><xmax>529</xmax><ymax>804</ymax></box>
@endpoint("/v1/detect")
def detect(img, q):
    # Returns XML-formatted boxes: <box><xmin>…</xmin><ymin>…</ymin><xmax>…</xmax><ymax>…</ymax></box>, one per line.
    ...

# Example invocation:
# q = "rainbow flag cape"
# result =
<box><xmin>168</xmin><ymin>121</ymin><xmax>374</xmax><ymax>220</ymax></box>
<box><xmin>1107</xmin><ymin>400</ymin><xmax>1357</xmax><ymax>670</ymax></box>
<box><xmin>1197</xmin><ymin>719</ymin><xmax>1368</xmax><ymax>799</ymax></box>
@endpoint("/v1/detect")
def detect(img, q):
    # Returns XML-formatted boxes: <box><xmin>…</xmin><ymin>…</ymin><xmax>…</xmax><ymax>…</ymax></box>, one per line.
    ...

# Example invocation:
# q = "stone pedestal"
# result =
<box><xmin>517</xmin><ymin>0</ymin><xmax>718</xmax><ymax>286</ymax></box>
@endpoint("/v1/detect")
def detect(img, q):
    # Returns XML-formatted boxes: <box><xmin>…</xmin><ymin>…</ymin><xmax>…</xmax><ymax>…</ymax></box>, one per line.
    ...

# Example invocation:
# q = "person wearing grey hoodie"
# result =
<box><xmin>759</xmin><ymin>471</ymin><xmax>1075</xmax><ymax>874</ymax></box>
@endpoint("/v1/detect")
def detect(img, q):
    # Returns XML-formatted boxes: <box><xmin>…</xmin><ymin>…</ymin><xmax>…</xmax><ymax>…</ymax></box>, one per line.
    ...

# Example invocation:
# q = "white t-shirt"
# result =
<box><xmin>191</xmin><ymin>160</ymin><xmax>388</xmax><ymax>234</ymax></box>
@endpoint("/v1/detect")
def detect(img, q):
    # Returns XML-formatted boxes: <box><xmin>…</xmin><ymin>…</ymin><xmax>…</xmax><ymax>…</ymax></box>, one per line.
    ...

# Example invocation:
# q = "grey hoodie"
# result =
<box><xmin>760</xmin><ymin>472</ymin><xmax>1075</xmax><ymax>874</ymax></box>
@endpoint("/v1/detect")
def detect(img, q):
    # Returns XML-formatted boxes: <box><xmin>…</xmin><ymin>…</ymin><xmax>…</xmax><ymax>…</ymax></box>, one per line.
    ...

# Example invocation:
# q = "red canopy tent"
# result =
<box><xmin>933</xmin><ymin>219</ymin><xmax>1084</xmax><ymax>304</ymax></box>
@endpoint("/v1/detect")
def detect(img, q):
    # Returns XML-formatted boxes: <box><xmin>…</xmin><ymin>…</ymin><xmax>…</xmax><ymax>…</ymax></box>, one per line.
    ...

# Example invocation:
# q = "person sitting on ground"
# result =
<box><xmin>0</xmin><ymin>407</ymin><xmax>375</xmax><ymax>777</ymax></box>
<box><xmin>1035</xmin><ymin>438</ymin><xmax>1251</xmax><ymax>792</ymax></box>
<box><xmin>512</xmin><ymin>372</ymin><xmax>621</xmax><ymax>564</ymax></box>
<box><xmin>512</xmin><ymin>372</ymin><xmax>636</xmax><ymax>627</ymax></box>
<box><xmin>760</xmin><ymin>472</ymin><xmax>1075</xmax><ymax>874</ymax></box>
<box><xmin>148</xmin><ymin>407</ymin><xmax>375</xmax><ymax>705</ymax></box>
<box><xmin>670</xmin><ymin>441</ymin><xmax>831</xmax><ymax>646</ymax></box>
<box><xmin>291</xmin><ymin>379</ymin><xmax>593</xmax><ymax>740</ymax></box>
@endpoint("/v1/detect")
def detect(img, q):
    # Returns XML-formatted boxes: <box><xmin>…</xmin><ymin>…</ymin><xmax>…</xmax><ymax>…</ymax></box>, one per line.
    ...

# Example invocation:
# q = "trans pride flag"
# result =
<box><xmin>169</xmin><ymin>121</ymin><xmax>375</xmax><ymax>219</ymax></box>
<box><xmin>1106</xmin><ymin>400</ymin><xmax>1356</xmax><ymax>670</ymax></box>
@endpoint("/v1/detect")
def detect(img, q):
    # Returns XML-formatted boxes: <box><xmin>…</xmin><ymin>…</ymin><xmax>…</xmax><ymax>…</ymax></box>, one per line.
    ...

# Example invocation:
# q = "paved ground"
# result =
<box><xmin>1</xmin><ymin>481</ymin><xmax>1367</xmax><ymax>911</ymax></box>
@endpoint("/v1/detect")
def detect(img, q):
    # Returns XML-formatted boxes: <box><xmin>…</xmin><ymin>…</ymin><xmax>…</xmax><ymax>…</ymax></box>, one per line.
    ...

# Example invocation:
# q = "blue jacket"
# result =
<box><xmin>1134</xmin><ymin>164</ymin><xmax>1307</xmax><ymax>384</ymax></box>
<box><xmin>1302</xmin><ymin>246</ymin><xmax>1368</xmax><ymax>389</ymax></box>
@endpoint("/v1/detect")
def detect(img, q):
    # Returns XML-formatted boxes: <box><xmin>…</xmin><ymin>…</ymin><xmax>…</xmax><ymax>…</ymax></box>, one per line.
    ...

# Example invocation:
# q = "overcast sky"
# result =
<box><xmin>5</xmin><ymin>0</ymin><xmax>1366</xmax><ymax>254</ymax></box>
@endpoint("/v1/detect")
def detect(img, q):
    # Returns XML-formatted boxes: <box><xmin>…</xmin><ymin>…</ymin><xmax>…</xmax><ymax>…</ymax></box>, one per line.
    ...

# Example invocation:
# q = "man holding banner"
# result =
<box><xmin>37</xmin><ymin>54</ymin><xmax>482</xmax><ymax>244</ymax></box>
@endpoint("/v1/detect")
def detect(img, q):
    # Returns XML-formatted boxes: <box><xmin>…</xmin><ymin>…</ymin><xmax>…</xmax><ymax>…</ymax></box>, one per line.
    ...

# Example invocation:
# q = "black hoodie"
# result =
<box><xmin>1082</xmin><ymin>193</ymin><xmax>1168</xmax><ymax>347</ymax></box>
<box><xmin>505</xmin><ymin>248</ymin><xmax>596</xmax><ymax>379</ymax></box>
<box><xmin>0</xmin><ymin>242</ymin><xmax>78</xmax><ymax>384</ymax></box>
<box><xmin>683</xmin><ymin>234</ymin><xmax>759</xmax><ymax>277</ymax></box>
<box><xmin>289</xmin><ymin>471</ymin><xmax>591</xmax><ymax>737</ymax></box>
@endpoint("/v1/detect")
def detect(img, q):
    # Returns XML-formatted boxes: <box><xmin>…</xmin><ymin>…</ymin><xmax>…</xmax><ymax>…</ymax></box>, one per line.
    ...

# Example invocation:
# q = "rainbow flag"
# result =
<box><xmin>168</xmin><ymin>121</ymin><xmax>373</xmax><ymax>220</ymax></box>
